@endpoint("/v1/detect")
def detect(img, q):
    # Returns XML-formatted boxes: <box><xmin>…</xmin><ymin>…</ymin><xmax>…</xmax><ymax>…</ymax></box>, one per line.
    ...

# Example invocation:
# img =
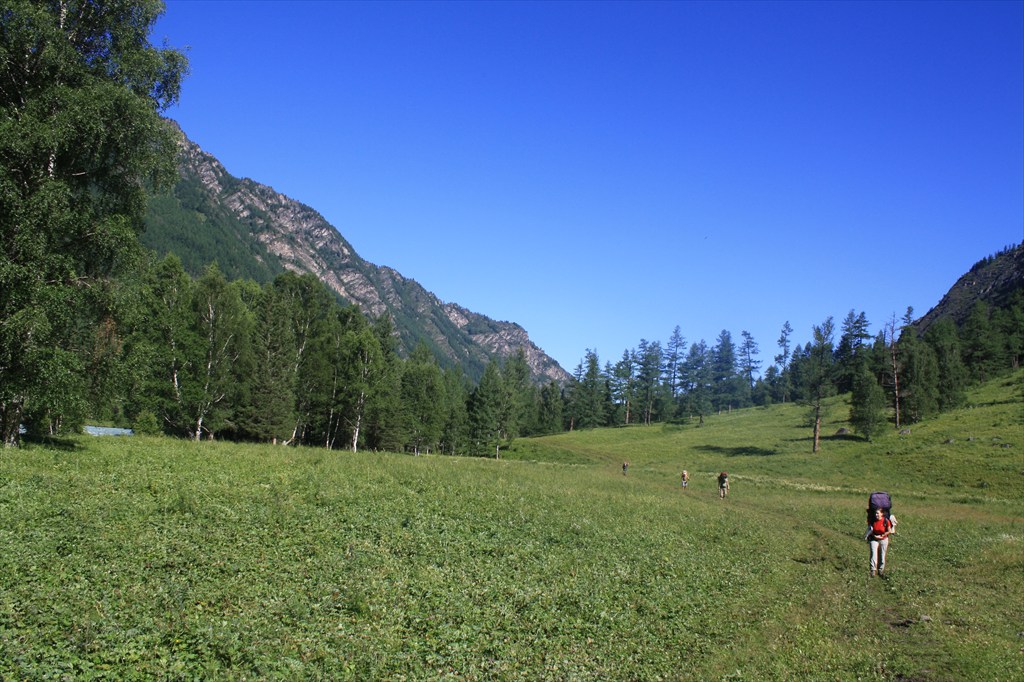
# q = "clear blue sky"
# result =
<box><xmin>155</xmin><ymin>0</ymin><xmax>1023</xmax><ymax>374</ymax></box>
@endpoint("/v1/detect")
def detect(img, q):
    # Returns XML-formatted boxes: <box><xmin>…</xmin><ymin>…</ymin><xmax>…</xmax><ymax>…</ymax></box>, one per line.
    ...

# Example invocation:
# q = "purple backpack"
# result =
<box><xmin>867</xmin><ymin>491</ymin><xmax>892</xmax><ymax>524</ymax></box>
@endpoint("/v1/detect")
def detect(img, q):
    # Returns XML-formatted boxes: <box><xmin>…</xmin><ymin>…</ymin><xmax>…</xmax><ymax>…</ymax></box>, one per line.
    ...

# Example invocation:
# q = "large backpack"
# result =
<box><xmin>867</xmin><ymin>491</ymin><xmax>892</xmax><ymax>524</ymax></box>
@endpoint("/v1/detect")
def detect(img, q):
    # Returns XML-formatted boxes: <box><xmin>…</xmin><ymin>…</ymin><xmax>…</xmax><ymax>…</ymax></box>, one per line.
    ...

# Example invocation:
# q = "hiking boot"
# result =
<box><xmin>870</xmin><ymin>570</ymin><xmax>876</xmax><ymax>577</ymax></box>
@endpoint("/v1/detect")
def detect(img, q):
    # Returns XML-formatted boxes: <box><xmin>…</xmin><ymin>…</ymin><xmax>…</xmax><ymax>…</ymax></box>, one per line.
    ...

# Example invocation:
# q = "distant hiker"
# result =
<box><xmin>622</xmin><ymin>461</ymin><xmax>629</xmax><ymax>476</ymax></box>
<box><xmin>680</xmin><ymin>470</ymin><xmax>689</xmax><ymax>490</ymax></box>
<box><xmin>865</xmin><ymin>507</ymin><xmax>894</xmax><ymax>577</ymax></box>
<box><xmin>718</xmin><ymin>472</ymin><xmax>729</xmax><ymax>499</ymax></box>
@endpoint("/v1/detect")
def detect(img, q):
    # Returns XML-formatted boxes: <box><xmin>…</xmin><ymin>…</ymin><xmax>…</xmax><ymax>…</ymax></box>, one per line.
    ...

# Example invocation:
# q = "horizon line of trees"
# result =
<box><xmin>560</xmin><ymin>289</ymin><xmax>1022</xmax><ymax>451</ymax></box>
<box><xmin>13</xmin><ymin>245</ymin><xmax>1018</xmax><ymax>457</ymax></box>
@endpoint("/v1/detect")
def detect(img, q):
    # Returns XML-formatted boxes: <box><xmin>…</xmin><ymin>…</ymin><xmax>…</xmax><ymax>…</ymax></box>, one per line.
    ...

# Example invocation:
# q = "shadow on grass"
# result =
<box><xmin>694</xmin><ymin>444</ymin><xmax>777</xmax><ymax>457</ymax></box>
<box><xmin>22</xmin><ymin>435</ymin><xmax>79</xmax><ymax>451</ymax></box>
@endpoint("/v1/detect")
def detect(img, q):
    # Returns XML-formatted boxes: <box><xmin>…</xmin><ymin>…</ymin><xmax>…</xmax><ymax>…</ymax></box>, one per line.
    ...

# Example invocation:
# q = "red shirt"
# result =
<box><xmin>870</xmin><ymin>517</ymin><xmax>892</xmax><ymax>538</ymax></box>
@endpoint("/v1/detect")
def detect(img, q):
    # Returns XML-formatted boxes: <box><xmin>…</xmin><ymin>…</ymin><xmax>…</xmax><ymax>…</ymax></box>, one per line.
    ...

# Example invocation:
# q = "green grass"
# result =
<box><xmin>1</xmin><ymin>373</ymin><xmax>1021</xmax><ymax>680</ymax></box>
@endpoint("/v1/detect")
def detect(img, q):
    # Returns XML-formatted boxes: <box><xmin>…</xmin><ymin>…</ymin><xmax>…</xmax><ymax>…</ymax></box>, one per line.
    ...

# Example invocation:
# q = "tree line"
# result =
<box><xmin>560</xmin><ymin>288</ymin><xmax>1021</xmax><ymax>451</ymax></box>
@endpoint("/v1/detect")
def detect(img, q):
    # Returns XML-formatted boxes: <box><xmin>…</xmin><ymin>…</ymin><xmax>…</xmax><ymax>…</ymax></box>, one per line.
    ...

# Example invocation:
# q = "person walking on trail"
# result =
<box><xmin>865</xmin><ymin>507</ymin><xmax>894</xmax><ymax>576</ymax></box>
<box><xmin>680</xmin><ymin>470</ymin><xmax>689</xmax><ymax>490</ymax></box>
<box><xmin>718</xmin><ymin>472</ymin><xmax>729</xmax><ymax>499</ymax></box>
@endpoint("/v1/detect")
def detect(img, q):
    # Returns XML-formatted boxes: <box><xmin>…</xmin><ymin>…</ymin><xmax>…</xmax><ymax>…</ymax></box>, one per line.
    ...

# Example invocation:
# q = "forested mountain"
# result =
<box><xmin>142</xmin><ymin>124</ymin><xmax>570</xmax><ymax>385</ymax></box>
<box><xmin>914</xmin><ymin>243</ymin><xmax>1024</xmax><ymax>334</ymax></box>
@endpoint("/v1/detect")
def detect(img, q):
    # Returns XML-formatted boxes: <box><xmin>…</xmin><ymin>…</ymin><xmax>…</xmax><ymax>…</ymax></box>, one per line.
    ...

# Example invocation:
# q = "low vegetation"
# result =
<box><xmin>1</xmin><ymin>372</ymin><xmax>1021</xmax><ymax>680</ymax></box>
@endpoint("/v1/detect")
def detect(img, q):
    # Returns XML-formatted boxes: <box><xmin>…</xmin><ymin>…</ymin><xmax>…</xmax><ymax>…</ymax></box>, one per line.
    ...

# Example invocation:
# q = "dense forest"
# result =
<box><xmin>1</xmin><ymin>2</ymin><xmax>1020</xmax><ymax>454</ymax></box>
<box><xmin>11</xmin><ymin>246</ymin><xmax>1024</xmax><ymax>457</ymax></box>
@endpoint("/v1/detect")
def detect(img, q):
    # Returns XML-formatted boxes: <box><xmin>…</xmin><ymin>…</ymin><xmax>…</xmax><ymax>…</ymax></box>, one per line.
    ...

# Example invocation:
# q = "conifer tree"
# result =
<box><xmin>610</xmin><ymin>350</ymin><xmax>637</xmax><ymax>425</ymax></box>
<box><xmin>683</xmin><ymin>341</ymin><xmax>712</xmax><ymax>425</ymax></box>
<box><xmin>400</xmin><ymin>343</ymin><xmax>445</xmax><ymax>455</ymax></box>
<box><xmin>242</xmin><ymin>283</ymin><xmax>297</xmax><ymax>443</ymax></box>
<box><xmin>535</xmin><ymin>381</ymin><xmax>565</xmax><ymax>435</ymax></box>
<box><xmin>773</xmin><ymin>321</ymin><xmax>794</xmax><ymax>403</ymax></box>
<box><xmin>739</xmin><ymin>330</ymin><xmax>762</xmax><ymax>391</ymax></box>
<box><xmin>800</xmin><ymin>318</ymin><xmax>836</xmax><ymax>453</ymax></box>
<box><xmin>923</xmin><ymin>319</ymin><xmax>967</xmax><ymax>411</ymax></box>
<box><xmin>850</xmin><ymin>361</ymin><xmax>887</xmax><ymax>441</ymax></box>
<box><xmin>664</xmin><ymin>326</ymin><xmax>687</xmax><ymax>399</ymax></box>
<box><xmin>469</xmin><ymin>361</ymin><xmax>503</xmax><ymax>457</ymax></box>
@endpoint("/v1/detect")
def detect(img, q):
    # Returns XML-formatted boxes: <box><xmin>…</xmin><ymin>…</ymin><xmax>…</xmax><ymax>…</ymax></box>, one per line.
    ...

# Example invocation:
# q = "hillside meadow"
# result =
<box><xmin>1</xmin><ymin>373</ymin><xmax>1021</xmax><ymax>680</ymax></box>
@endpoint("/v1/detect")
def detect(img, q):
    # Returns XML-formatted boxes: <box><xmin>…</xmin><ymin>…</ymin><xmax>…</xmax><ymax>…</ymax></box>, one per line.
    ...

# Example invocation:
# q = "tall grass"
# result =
<box><xmin>1</xmin><ymin>372</ymin><xmax>1020</xmax><ymax>680</ymax></box>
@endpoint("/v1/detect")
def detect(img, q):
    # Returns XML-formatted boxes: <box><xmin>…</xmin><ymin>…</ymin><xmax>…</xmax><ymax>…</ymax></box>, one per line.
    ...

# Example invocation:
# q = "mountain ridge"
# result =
<box><xmin>143</xmin><ymin>124</ymin><xmax>571</xmax><ymax>385</ymax></box>
<box><xmin>914</xmin><ymin>243</ymin><xmax>1024</xmax><ymax>334</ymax></box>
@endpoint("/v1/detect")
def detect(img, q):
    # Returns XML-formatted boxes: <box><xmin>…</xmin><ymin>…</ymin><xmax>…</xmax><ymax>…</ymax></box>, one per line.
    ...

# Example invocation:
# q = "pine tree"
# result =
<box><xmin>535</xmin><ymin>381</ymin><xmax>564</xmax><ymax>435</ymax></box>
<box><xmin>850</xmin><ymin>361</ymin><xmax>887</xmax><ymax>441</ymax></box>
<box><xmin>960</xmin><ymin>302</ymin><xmax>1003</xmax><ymax>383</ymax></box>
<box><xmin>609</xmin><ymin>350</ymin><xmax>637</xmax><ymax>425</ymax></box>
<box><xmin>469</xmin><ymin>361</ymin><xmax>503</xmax><ymax>457</ymax></box>
<box><xmin>683</xmin><ymin>341</ymin><xmax>712</xmax><ymax>425</ymax></box>
<box><xmin>773</xmin><ymin>321</ymin><xmax>794</xmax><ymax>403</ymax></box>
<box><xmin>712</xmin><ymin>330</ymin><xmax>743</xmax><ymax>411</ymax></box>
<box><xmin>738</xmin><ymin>331</ymin><xmax>762</xmax><ymax>392</ymax></box>
<box><xmin>498</xmin><ymin>349</ymin><xmax>533</xmax><ymax>440</ymax></box>
<box><xmin>241</xmin><ymin>284</ymin><xmax>296</xmax><ymax>443</ymax></box>
<box><xmin>664</xmin><ymin>326</ymin><xmax>687</xmax><ymax>399</ymax></box>
<box><xmin>400</xmin><ymin>343</ymin><xmax>445</xmax><ymax>455</ymax></box>
<box><xmin>835</xmin><ymin>310</ymin><xmax>872</xmax><ymax>394</ymax></box>
<box><xmin>924</xmin><ymin>319</ymin><xmax>967</xmax><ymax>411</ymax></box>
<box><xmin>800</xmin><ymin>318</ymin><xmax>836</xmax><ymax>453</ymax></box>
<box><xmin>898</xmin><ymin>332</ymin><xmax>940</xmax><ymax>424</ymax></box>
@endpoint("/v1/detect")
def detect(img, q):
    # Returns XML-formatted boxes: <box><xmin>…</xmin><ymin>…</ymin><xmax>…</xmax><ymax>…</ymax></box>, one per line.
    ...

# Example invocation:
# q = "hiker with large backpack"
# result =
<box><xmin>865</xmin><ymin>492</ymin><xmax>895</xmax><ymax>577</ymax></box>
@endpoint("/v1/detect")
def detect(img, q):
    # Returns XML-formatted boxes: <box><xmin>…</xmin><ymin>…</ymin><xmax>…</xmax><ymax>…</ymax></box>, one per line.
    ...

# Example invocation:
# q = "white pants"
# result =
<box><xmin>869</xmin><ymin>538</ymin><xmax>889</xmax><ymax>573</ymax></box>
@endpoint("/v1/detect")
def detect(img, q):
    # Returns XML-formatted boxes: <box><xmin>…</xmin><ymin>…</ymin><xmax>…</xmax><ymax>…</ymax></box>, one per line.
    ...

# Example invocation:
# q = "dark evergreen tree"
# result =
<box><xmin>636</xmin><ymin>339</ymin><xmax>664</xmax><ymax>424</ymax></box>
<box><xmin>773</xmin><ymin>321</ymin><xmax>794</xmax><ymax>403</ymax></box>
<box><xmin>535</xmin><ymin>381</ymin><xmax>565</xmax><ymax>435</ymax></box>
<box><xmin>567</xmin><ymin>350</ymin><xmax>608</xmax><ymax>429</ymax></box>
<box><xmin>400</xmin><ymin>343</ymin><xmax>445</xmax><ymax>455</ymax></box>
<box><xmin>800</xmin><ymin>318</ymin><xmax>836</xmax><ymax>453</ymax></box>
<box><xmin>850</xmin><ymin>361</ymin><xmax>887</xmax><ymax>441</ymax></box>
<box><xmin>998</xmin><ymin>289</ymin><xmax>1024</xmax><ymax>370</ymax></box>
<box><xmin>898</xmin><ymin>331</ymin><xmax>939</xmax><ymax>424</ymax></box>
<box><xmin>834</xmin><ymin>310</ymin><xmax>872</xmax><ymax>394</ymax></box>
<box><xmin>609</xmin><ymin>350</ymin><xmax>637</xmax><ymax>425</ymax></box>
<box><xmin>439</xmin><ymin>367</ymin><xmax>471</xmax><ymax>454</ymax></box>
<box><xmin>960</xmin><ymin>301</ymin><xmax>1003</xmax><ymax>383</ymax></box>
<box><xmin>923</xmin><ymin>318</ymin><xmax>968</xmax><ymax>412</ymax></box>
<box><xmin>738</xmin><ymin>331</ymin><xmax>762</xmax><ymax>392</ymax></box>
<box><xmin>498</xmin><ymin>349</ymin><xmax>533</xmax><ymax>441</ymax></box>
<box><xmin>711</xmin><ymin>330</ymin><xmax>742</xmax><ymax>410</ymax></box>
<box><xmin>664</xmin><ymin>326</ymin><xmax>686</xmax><ymax>399</ymax></box>
<box><xmin>239</xmin><ymin>283</ymin><xmax>296</xmax><ymax>443</ymax></box>
<box><xmin>468</xmin><ymin>361</ymin><xmax>503</xmax><ymax>457</ymax></box>
<box><xmin>683</xmin><ymin>341</ymin><xmax>712</xmax><ymax>425</ymax></box>
<box><xmin>364</xmin><ymin>313</ymin><xmax>404</xmax><ymax>452</ymax></box>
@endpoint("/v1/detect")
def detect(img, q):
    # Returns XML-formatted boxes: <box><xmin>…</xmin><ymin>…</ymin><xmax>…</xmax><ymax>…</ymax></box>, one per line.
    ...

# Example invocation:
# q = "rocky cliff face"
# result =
<box><xmin>163</xmin><ymin>127</ymin><xmax>571</xmax><ymax>384</ymax></box>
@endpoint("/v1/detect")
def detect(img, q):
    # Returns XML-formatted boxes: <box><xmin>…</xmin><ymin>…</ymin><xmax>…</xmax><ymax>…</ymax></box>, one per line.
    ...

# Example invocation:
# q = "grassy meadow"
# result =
<box><xmin>1</xmin><ymin>372</ymin><xmax>1021</xmax><ymax>680</ymax></box>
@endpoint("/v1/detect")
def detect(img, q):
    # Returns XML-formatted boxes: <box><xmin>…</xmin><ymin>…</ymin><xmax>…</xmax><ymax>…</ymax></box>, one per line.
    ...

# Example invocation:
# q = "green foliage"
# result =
<box><xmin>143</xmin><ymin>185</ymin><xmax>284</xmax><ymax>284</ymax></box>
<box><xmin>0</xmin><ymin>0</ymin><xmax>187</xmax><ymax>445</ymax></box>
<box><xmin>849</xmin><ymin>361</ymin><xmax>887</xmax><ymax>441</ymax></box>
<box><xmin>2</xmin><ymin>373</ymin><xmax>1020</xmax><ymax>679</ymax></box>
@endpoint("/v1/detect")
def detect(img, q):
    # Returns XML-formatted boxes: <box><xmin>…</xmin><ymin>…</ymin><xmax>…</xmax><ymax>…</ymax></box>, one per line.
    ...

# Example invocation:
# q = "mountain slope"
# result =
<box><xmin>143</xmin><ymin>124</ymin><xmax>570</xmax><ymax>384</ymax></box>
<box><xmin>914</xmin><ymin>242</ymin><xmax>1024</xmax><ymax>334</ymax></box>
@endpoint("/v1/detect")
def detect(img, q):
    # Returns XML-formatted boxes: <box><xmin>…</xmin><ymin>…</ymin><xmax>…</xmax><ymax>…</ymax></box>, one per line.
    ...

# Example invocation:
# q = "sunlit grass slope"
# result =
<box><xmin>1</xmin><ymin>372</ymin><xmax>1021</xmax><ymax>680</ymax></box>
